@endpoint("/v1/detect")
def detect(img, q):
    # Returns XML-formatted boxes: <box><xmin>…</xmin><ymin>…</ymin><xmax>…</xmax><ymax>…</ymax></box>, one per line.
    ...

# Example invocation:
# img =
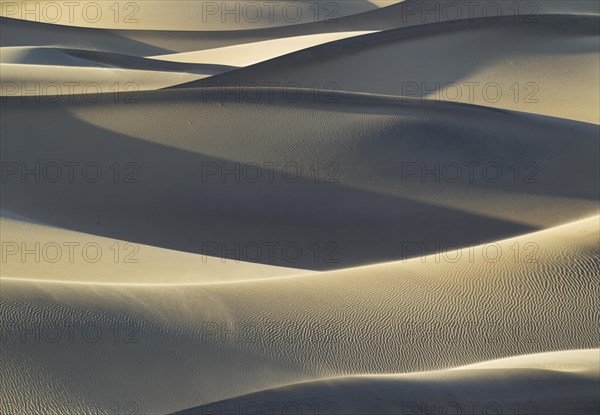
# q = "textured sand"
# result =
<box><xmin>0</xmin><ymin>46</ymin><xmax>230</xmax><ymax>94</ymax></box>
<box><xmin>2</xmin><ymin>90</ymin><xmax>598</xmax><ymax>269</ymax></box>
<box><xmin>183</xmin><ymin>15</ymin><xmax>600</xmax><ymax>123</ymax></box>
<box><xmin>177</xmin><ymin>349</ymin><xmax>600</xmax><ymax>415</ymax></box>
<box><xmin>149</xmin><ymin>31</ymin><xmax>376</xmax><ymax>66</ymax></box>
<box><xmin>0</xmin><ymin>214</ymin><xmax>311</xmax><ymax>284</ymax></box>
<box><xmin>0</xmin><ymin>32</ymin><xmax>375</xmax><ymax>95</ymax></box>
<box><xmin>0</xmin><ymin>1</ymin><xmax>402</xmax><ymax>30</ymax></box>
<box><xmin>2</xmin><ymin>1</ymin><xmax>597</xmax><ymax>54</ymax></box>
<box><xmin>1</xmin><ymin>217</ymin><xmax>598</xmax><ymax>414</ymax></box>
<box><xmin>1</xmin><ymin>2</ymin><xmax>599</xmax><ymax>414</ymax></box>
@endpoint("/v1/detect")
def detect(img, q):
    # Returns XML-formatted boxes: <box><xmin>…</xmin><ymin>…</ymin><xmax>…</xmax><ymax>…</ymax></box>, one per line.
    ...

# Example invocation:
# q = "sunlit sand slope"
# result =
<box><xmin>0</xmin><ymin>32</ymin><xmax>375</xmax><ymax>96</ymax></box>
<box><xmin>2</xmin><ymin>1</ymin><xmax>597</xmax><ymax>55</ymax></box>
<box><xmin>2</xmin><ymin>90</ymin><xmax>598</xmax><ymax>269</ymax></box>
<box><xmin>0</xmin><ymin>46</ymin><xmax>236</xmax><ymax>95</ymax></box>
<box><xmin>1</xmin><ymin>217</ymin><xmax>598</xmax><ymax>414</ymax></box>
<box><xmin>149</xmin><ymin>31</ymin><xmax>375</xmax><ymax>66</ymax></box>
<box><xmin>1</xmin><ymin>3</ymin><xmax>598</xmax><ymax>414</ymax></box>
<box><xmin>183</xmin><ymin>15</ymin><xmax>600</xmax><ymax>123</ymax></box>
<box><xmin>177</xmin><ymin>349</ymin><xmax>600</xmax><ymax>415</ymax></box>
<box><xmin>0</xmin><ymin>0</ymin><xmax>402</xmax><ymax>30</ymax></box>
<box><xmin>0</xmin><ymin>214</ymin><xmax>311</xmax><ymax>284</ymax></box>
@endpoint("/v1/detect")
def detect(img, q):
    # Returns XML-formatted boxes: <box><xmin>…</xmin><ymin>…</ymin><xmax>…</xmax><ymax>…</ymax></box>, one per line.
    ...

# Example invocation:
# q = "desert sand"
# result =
<box><xmin>1</xmin><ymin>216</ymin><xmax>598</xmax><ymax>414</ymax></box>
<box><xmin>1</xmin><ymin>1</ymin><xmax>599</xmax><ymax>414</ymax></box>
<box><xmin>177</xmin><ymin>349</ymin><xmax>600</xmax><ymax>415</ymax></box>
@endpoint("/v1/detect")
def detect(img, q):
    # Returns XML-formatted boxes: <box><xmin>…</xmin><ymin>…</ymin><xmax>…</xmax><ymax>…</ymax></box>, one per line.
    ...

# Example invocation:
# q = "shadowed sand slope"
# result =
<box><xmin>0</xmin><ymin>1</ymin><xmax>403</xmax><ymax>30</ymax></box>
<box><xmin>149</xmin><ymin>31</ymin><xmax>376</xmax><ymax>66</ymax></box>
<box><xmin>0</xmin><ymin>31</ymin><xmax>374</xmax><ymax>96</ymax></box>
<box><xmin>0</xmin><ymin>46</ymin><xmax>238</xmax><ymax>94</ymax></box>
<box><xmin>1</xmin><ymin>217</ymin><xmax>598</xmax><ymax>414</ymax></box>
<box><xmin>181</xmin><ymin>15</ymin><xmax>600</xmax><ymax>123</ymax></box>
<box><xmin>2</xmin><ymin>2</ymin><xmax>598</xmax><ymax>55</ymax></box>
<box><xmin>1</xmin><ymin>3</ymin><xmax>599</xmax><ymax>414</ymax></box>
<box><xmin>0</xmin><ymin>214</ymin><xmax>312</xmax><ymax>284</ymax></box>
<box><xmin>1</xmin><ymin>90</ymin><xmax>598</xmax><ymax>270</ymax></box>
<box><xmin>0</xmin><ymin>46</ymin><xmax>235</xmax><ymax>72</ymax></box>
<box><xmin>176</xmin><ymin>349</ymin><xmax>600</xmax><ymax>415</ymax></box>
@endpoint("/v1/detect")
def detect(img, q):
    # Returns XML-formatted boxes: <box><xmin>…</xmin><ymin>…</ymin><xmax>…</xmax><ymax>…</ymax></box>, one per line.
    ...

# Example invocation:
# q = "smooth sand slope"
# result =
<box><xmin>0</xmin><ymin>32</ymin><xmax>374</xmax><ymax>95</ymax></box>
<box><xmin>1</xmin><ymin>217</ymin><xmax>598</xmax><ymax>414</ymax></box>
<box><xmin>149</xmin><ymin>31</ymin><xmax>375</xmax><ymax>66</ymax></box>
<box><xmin>2</xmin><ymin>90</ymin><xmax>598</xmax><ymax>269</ymax></box>
<box><xmin>0</xmin><ymin>46</ymin><xmax>238</xmax><ymax>94</ymax></box>
<box><xmin>2</xmin><ymin>1</ymin><xmax>597</xmax><ymax>55</ymax></box>
<box><xmin>183</xmin><ymin>15</ymin><xmax>600</xmax><ymax>123</ymax></box>
<box><xmin>0</xmin><ymin>214</ymin><xmax>312</xmax><ymax>284</ymax></box>
<box><xmin>0</xmin><ymin>0</ymin><xmax>402</xmax><ymax>30</ymax></box>
<box><xmin>177</xmin><ymin>349</ymin><xmax>600</xmax><ymax>415</ymax></box>
<box><xmin>1</xmin><ymin>2</ymin><xmax>598</xmax><ymax>413</ymax></box>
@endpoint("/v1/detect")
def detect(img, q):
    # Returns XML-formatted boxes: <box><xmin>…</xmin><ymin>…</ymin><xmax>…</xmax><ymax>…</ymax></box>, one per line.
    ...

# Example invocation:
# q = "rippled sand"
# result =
<box><xmin>1</xmin><ymin>1</ymin><xmax>599</xmax><ymax>414</ymax></box>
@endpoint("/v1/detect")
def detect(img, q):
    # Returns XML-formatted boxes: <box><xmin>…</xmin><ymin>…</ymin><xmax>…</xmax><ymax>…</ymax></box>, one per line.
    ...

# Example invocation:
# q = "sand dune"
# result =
<box><xmin>0</xmin><ymin>46</ymin><xmax>238</xmax><ymax>95</ymax></box>
<box><xmin>177</xmin><ymin>349</ymin><xmax>600</xmax><ymax>415</ymax></box>
<box><xmin>2</xmin><ymin>89</ymin><xmax>598</xmax><ymax>269</ymax></box>
<box><xmin>150</xmin><ymin>31</ymin><xmax>375</xmax><ymax>66</ymax></box>
<box><xmin>2</xmin><ymin>1</ymin><xmax>598</xmax><ymax>55</ymax></box>
<box><xmin>0</xmin><ymin>31</ymin><xmax>374</xmax><ymax>96</ymax></box>
<box><xmin>0</xmin><ymin>46</ymin><xmax>234</xmax><ymax>71</ymax></box>
<box><xmin>1</xmin><ymin>217</ymin><xmax>598</xmax><ymax>414</ymax></box>
<box><xmin>0</xmin><ymin>1</ymin><xmax>402</xmax><ymax>30</ymax></box>
<box><xmin>0</xmin><ymin>214</ymin><xmax>311</xmax><ymax>284</ymax></box>
<box><xmin>1</xmin><ymin>2</ymin><xmax>598</xmax><ymax>414</ymax></box>
<box><xmin>183</xmin><ymin>15</ymin><xmax>600</xmax><ymax>123</ymax></box>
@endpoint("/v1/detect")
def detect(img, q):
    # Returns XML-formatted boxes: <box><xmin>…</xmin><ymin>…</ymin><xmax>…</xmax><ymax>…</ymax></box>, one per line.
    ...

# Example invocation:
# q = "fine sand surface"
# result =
<box><xmin>0</xmin><ymin>1</ymin><xmax>402</xmax><ymax>30</ymax></box>
<box><xmin>0</xmin><ymin>213</ymin><xmax>312</xmax><ymax>284</ymax></box>
<box><xmin>0</xmin><ymin>32</ymin><xmax>374</xmax><ymax>95</ymax></box>
<box><xmin>2</xmin><ymin>90</ymin><xmax>598</xmax><ymax>269</ymax></box>
<box><xmin>2</xmin><ymin>1</ymin><xmax>597</xmax><ymax>54</ymax></box>
<box><xmin>149</xmin><ymin>31</ymin><xmax>376</xmax><ymax>66</ymax></box>
<box><xmin>1</xmin><ymin>217</ymin><xmax>598</xmax><ymax>414</ymax></box>
<box><xmin>1</xmin><ymin>2</ymin><xmax>599</xmax><ymax>414</ymax></box>
<box><xmin>183</xmin><ymin>15</ymin><xmax>600</xmax><ymax>123</ymax></box>
<box><xmin>177</xmin><ymin>349</ymin><xmax>600</xmax><ymax>415</ymax></box>
<box><xmin>0</xmin><ymin>46</ymin><xmax>234</xmax><ymax>94</ymax></box>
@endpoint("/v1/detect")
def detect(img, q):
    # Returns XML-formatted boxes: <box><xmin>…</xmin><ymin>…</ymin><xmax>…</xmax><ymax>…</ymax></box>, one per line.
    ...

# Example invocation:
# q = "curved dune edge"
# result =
<box><xmin>3</xmin><ymin>89</ymin><xmax>598</xmax><ymax>270</ymax></box>
<box><xmin>1</xmin><ymin>215</ymin><xmax>597</xmax><ymax>414</ymax></box>
<box><xmin>0</xmin><ymin>31</ymin><xmax>374</xmax><ymax>95</ymax></box>
<box><xmin>0</xmin><ymin>214</ymin><xmax>313</xmax><ymax>284</ymax></box>
<box><xmin>0</xmin><ymin>63</ymin><xmax>212</xmax><ymax>94</ymax></box>
<box><xmin>181</xmin><ymin>14</ymin><xmax>600</xmax><ymax>124</ymax></box>
<box><xmin>149</xmin><ymin>31</ymin><xmax>377</xmax><ymax>66</ymax></box>
<box><xmin>2</xmin><ymin>1</ymin><xmax>598</xmax><ymax>56</ymax></box>
<box><xmin>456</xmin><ymin>348</ymin><xmax>599</xmax><ymax>375</ymax></box>
<box><xmin>0</xmin><ymin>46</ymin><xmax>233</xmax><ymax>71</ymax></box>
<box><xmin>174</xmin><ymin>349</ymin><xmax>600</xmax><ymax>415</ymax></box>
<box><xmin>0</xmin><ymin>46</ymin><xmax>235</xmax><ymax>95</ymax></box>
<box><xmin>0</xmin><ymin>0</ymin><xmax>403</xmax><ymax>31</ymax></box>
<box><xmin>1</xmin><ymin>4</ymin><xmax>598</xmax><ymax>413</ymax></box>
<box><xmin>1</xmin><ymin>215</ymin><xmax>597</xmax><ymax>286</ymax></box>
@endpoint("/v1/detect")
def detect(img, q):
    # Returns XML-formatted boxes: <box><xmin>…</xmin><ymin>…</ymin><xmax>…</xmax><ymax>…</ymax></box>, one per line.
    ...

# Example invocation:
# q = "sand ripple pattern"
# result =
<box><xmin>1</xmin><ymin>2</ymin><xmax>599</xmax><ymax>414</ymax></box>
